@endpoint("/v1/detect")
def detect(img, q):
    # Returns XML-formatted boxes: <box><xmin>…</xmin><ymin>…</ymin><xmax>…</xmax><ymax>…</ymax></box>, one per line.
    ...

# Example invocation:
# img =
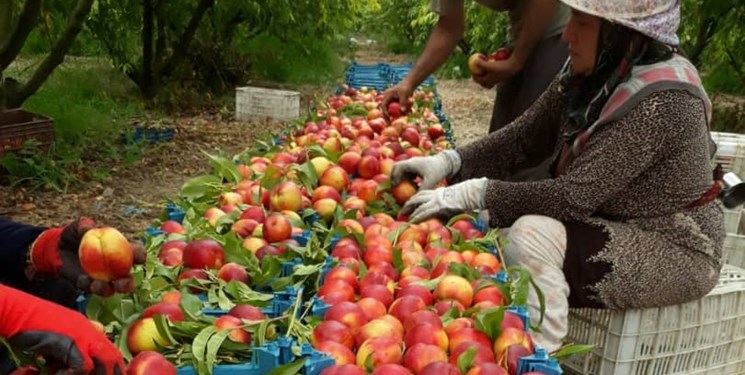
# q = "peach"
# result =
<box><xmin>401</xmin><ymin>252</ymin><xmax>428</xmax><ymax>269</ymax></box>
<box><xmin>332</xmin><ymin>238</ymin><xmax>362</xmax><ymax>259</ymax></box>
<box><xmin>312</xmin><ymin>320</ymin><xmax>354</xmax><ymax>349</ymax></box>
<box><xmin>231</xmin><ymin>219</ymin><xmax>260</xmax><ymax>238</ymax></box>
<box><xmin>242</xmin><ymin>237</ymin><xmax>268</xmax><ymax>254</ymax></box>
<box><xmin>368</xmin><ymin>262</ymin><xmax>399</xmax><ymax>281</ymax></box>
<box><xmin>228</xmin><ymin>305</ymin><xmax>266</xmax><ymax>321</ymax></box>
<box><xmin>502</xmin><ymin>311</ymin><xmax>526</xmax><ymax>332</ymax></box>
<box><xmin>435</xmin><ymin>299</ymin><xmax>466</xmax><ymax>316</ymax></box>
<box><xmin>204</xmin><ymin>207</ymin><xmax>227</xmax><ymax>227</ymax></box>
<box><xmin>380</xmin><ymin>158</ymin><xmax>395</xmax><ymax>176</ymax></box>
<box><xmin>403</xmin><ymin>343</ymin><xmax>448</xmax><ymax>374</ymax></box>
<box><xmin>437</xmin><ymin>251</ymin><xmax>465</xmax><ymax>265</ymax></box>
<box><xmin>396</xmin><ymin>285</ymin><xmax>434</xmax><ymax>306</ymax></box>
<box><xmin>444</xmin><ymin>318</ymin><xmax>475</xmax><ymax>336</ymax></box>
<box><xmin>214</xmin><ymin>315</ymin><xmax>250</xmax><ymax>344</ymax></box>
<box><xmin>356</xmin><ymin>337</ymin><xmax>403</xmax><ymax>368</ymax></box>
<box><xmin>159</xmin><ymin>248</ymin><xmax>183</xmax><ymax>267</ymax></box>
<box><xmin>142</xmin><ymin>302</ymin><xmax>184</xmax><ymax>322</ymax></box>
<box><xmin>320</xmin><ymin>166</ymin><xmax>350</xmax><ymax>193</ymax></box>
<box><xmin>371</xmin><ymin>364</ymin><xmax>412</xmax><ymax>375</ymax></box>
<box><xmin>217</xmin><ymin>263</ymin><xmax>249</xmax><ymax>284</ymax></box>
<box><xmin>364</xmin><ymin>244</ymin><xmax>393</xmax><ymax>267</ymax></box>
<box><xmin>161</xmin><ymin>291</ymin><xmax>181</xmax><ymax>305</ymax></box>
<box><xmin>263</xmin><ymin>213</ymin><xmax>292</xmax><ymax>243</ymax></box>
<box><xmin>78</xmin><ymin>227</ymin><xmax>134</xmax><ymax>282</ymax></box>
<box><xmin>269</xmin><ymin>181</ymin><xmax>303</xmax><ymax>212</ymax></box>
<box><xmin>465</xmin><ymin>363</ymin><xmax>508</xmax><ymax>375</ymax></box>
<box><xmin>450</xmin><ymin>342</ymin><xmax>496</xmax><ymax>367</ymax></box>
<box><xmin>504</xmin><ymin>344</ymin><xmax>533</xmax><ymax>375</ymax></box>
<box><xmin>318</xmin><ymin>280</ymin><xmax>356</xmax><ymax>304</ymax></box>
<box><xmin>357</xmin><ymin>297</ymin><xmax>388</xmax><ymax>321</ymax></box>
<box><xmin>434</xmin><ymin>275</ymin><xmax>474</xmax><ymax>308</ymax></box>
<box><xmin>320</xmin><ymin>364</ymin><xmax>366</xmax><ymax>375</ymax></box>
<box><xmin>240</xmin><ymin>205</ymin><xmax>266</xmax><ymax>223</ymax></box>
<box><xmin>471</xmin><ymin>253</ymin><xmax>500</xmax><ymax>271</ymax></box>
<box><xmin>420</xmin><ymin>362</ymin><xmax>461</xmax><ymax>375</ymax></box>
<box><xmin>182</xmin><ymin>239</ymin><xmax>224</xmax><ymax>270</ymax></box>
<box><xmin>343</xmin><ymin>196</ymin><xmax>367</xmax><ymax>213</ymax></box>
<box><xmin>338</xmin><ymin>219</ymin><xmax>364</xmax><ymax>235</ymax></box>
<box><xmin>360</xmin><ymin>284</ymin><xmax>395</xmax><ymax>308</ymax></box>
<box><xmin>398</xmin><ymin>227</ymin><xmax>427</xmax><ymax>246</ymax></box>
<box><xmin>360</xmin><ymin>272</ymin><xmax>395</xmax><ymax>294</ymax></box>
<box><xmin>399</xmin><ymin>265</ymin><xmax>430</xmax><ymax>280</ymax></box>
<box><xmin>403</xmin><ymin>310</ymin><xmax>442</xmax><ymax>333</ymax></box>
<box><xmin>315</xmin><ymin>340</ymin><xmax>356</xmax><ymax>366</ymax></box>
<box><xmin>314</xmin><ymin>198</ymin><xmax>339</xmax><ymax>223</ymax></box>
<box><xmin>355</xmin><ymin>317</ymin><xmax>404</xmax><ymax>348</ymax></box>
<box><xmin>322</xmin><ymin>137</ymin><xmax>343</xmax><ymax>154</ymax></box>
<box><xmin>391</xmin><ymin>181</ymin><xmax>416</xmax><ymax>206</ymax></box>
<box><xmin>311</xmin><ymin>156</ymin><xmax>334</xmax><ymax>176</ymax></box>
<box><xmin>339</xmin><ymin>257</ymin><xmax>361</xmax><ymax>273</ymax></box>
<box><xmin>177</xmin><ymin>269</ymin><xmax>210</xmax><ymax>292</ymax></box>
<box><xmin>338</xmin><ymin>152</ymin><xmax>362</xmax><ymax>175</ymax></box>
<box><xmin>388</xmin><ymin>295</ymin><xmax>427</xmax><ymax>323</ymax></box>
<box><xmin>126</xmin><ymin>318</ymin><xmax>168</xmax><ymax>354</ymax></box>
<box><xmin>449</xmin><ymin>328</ymin><xmax>493</xmax><ymax>353</ymax></box>
<box><xmin>404</xmin><ymin>323</ymin><xmax>449</xmax><ymax>352</ymax></box>
<box><xmin>357</xmin><ymin>179</ymin><xmax>380</xmax><ymax>203</ymax></box>
<box><xmin>126</xmin><ymin>351</ymin><xmax>177</xmax><ymax>375</ymax></box>
<box><xmin>473</xmin><ymin>285</ymin><xmax>504</xmax><ymax>306</ymax></box>
<box><xmin>493</xmin><ymin>328</ymin><xmax>534</xmax><ymax>363</ymax></box>
<box><xmin>160</xmin><ymin>220</ymin><xmax>186</xmax><ymax>235</ymax></box>
<box><xmin>324</xmin><ymin>301</ymin><xmax>369</xmax><ymax>332</ymax></box>
<box><xmin>325</xmin><ymin>266</ymin><xmax>359</xmax><ymax>291</ymax></box>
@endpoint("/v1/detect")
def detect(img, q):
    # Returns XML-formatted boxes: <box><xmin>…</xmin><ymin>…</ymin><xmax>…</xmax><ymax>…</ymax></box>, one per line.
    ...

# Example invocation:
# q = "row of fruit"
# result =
<box><xmin>44</xmin><ymin>72</ymin><xmax>572</xmax><ymax>375</ymax></box>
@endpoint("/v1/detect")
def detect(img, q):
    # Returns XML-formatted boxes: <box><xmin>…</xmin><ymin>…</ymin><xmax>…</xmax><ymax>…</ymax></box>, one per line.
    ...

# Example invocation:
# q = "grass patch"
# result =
<box><xmin>1</xmin><ymin>57</ymin><xmax>147</xmax><ymax>191</ymax></box>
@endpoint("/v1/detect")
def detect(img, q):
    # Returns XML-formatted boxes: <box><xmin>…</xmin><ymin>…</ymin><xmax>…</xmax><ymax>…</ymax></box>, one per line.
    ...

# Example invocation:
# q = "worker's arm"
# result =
<box><xmin>474</xmin><ymin>0</ymin><xmax>561</xmax><ymax>88</ymax></box>
<box><xmin>0</xmin><ymin>217</ymin><xmax>46</xmax><ymax>286</ymax></box>
<box><xmin>383</xmin><ymin>1</ymin><xmax>465</xmax><ymax>112</ymax></box>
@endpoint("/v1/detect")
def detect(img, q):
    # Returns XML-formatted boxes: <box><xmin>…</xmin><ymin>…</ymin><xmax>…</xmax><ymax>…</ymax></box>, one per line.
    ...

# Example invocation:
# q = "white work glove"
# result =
<box><xmin>401</xmin><ymin>178</ymin><xmax>488</xmax><ymax>223</ymax></box>
<box><xmin>391</xmin><ymin>150</ymin><xmax>462</xmax><ymax>191</ymax></box>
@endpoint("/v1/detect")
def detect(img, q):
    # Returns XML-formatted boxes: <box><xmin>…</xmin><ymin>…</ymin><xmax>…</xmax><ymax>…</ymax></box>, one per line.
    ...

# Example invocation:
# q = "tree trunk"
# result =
<box><xmin>140</xmin><ymin>0</ymin><xmax>155</xmax><ymax>99</ymax></box>
<box><xmin>0</xmin><ymin>0</ymin><xmax>42</xmax><ymax>71</ymax></box>
<box><xmin>0</xmin><ymin>0</ymin><xmax>14</xmax><ymax>50</ymax></box>
<box><xmin>6</xmin><ymin>0</ymin><xmax>94</xmax><ymax>108</ymax></box>
<box><xmin>156</xmin><ymin>0</ymin><xmax>215</xmax><ymax>78</ymax></box>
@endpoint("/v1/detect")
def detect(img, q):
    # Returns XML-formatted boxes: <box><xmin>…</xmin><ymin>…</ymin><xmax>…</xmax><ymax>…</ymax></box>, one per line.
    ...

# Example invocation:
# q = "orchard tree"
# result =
<box><xmin>0</xmin><ymin>0</ymin><xmax>94</xmax><ymax>109</ymax></box>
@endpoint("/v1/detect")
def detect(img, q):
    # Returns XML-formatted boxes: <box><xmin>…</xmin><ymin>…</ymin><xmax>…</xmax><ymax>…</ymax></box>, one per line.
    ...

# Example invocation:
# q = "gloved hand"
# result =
<box><xmin>0</xmin><ymin>285</ymin><xmax>125</xmax><ymax>375</ymax></box>
<box><xmin>381</xmin><ymin>82</ymin><xmax>414</xmax><ymax>117</ymax></box>
<box><xmin>27</xmin><ymin>217</ymin><xmax>146</xmax><ymax>297</ymax></box>
<box><xmin>391</xmin><ymin>150</ymin><xmax>462</xmax><ymax>191</ymax></box>
<box><xmin>401</xmin><ymin>178</ymin><xmax>488</xmax><ymax>223</ymax></box>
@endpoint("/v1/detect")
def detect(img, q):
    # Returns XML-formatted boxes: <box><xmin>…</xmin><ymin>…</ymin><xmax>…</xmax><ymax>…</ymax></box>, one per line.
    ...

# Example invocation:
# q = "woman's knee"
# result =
<box><xmin>504</xmin><ymin>215</ymin><xmax>567</xmax><ymax>266</ymax></box>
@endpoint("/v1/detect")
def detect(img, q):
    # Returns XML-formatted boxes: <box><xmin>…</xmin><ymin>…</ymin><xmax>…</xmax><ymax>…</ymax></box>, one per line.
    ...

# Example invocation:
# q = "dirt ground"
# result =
<box><xmin>1</xmin><ymin>47</ymin><xmax>491</xmax><ymax>237</ymax></box>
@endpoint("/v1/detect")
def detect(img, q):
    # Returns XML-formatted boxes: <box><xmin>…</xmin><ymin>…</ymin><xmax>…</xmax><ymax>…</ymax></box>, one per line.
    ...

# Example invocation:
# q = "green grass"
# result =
<box><xmin>1</xmin><ymin>57</ymin><xmax>147</xmax><ymax>191</ymax></box>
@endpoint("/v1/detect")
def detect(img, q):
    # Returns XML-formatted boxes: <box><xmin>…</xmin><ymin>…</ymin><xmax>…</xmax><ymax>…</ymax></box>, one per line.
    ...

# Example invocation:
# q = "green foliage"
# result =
<box><xmin>0</xmin><ymin>59</ymin><xmax>146</xmax><ymax>191</ymax></box>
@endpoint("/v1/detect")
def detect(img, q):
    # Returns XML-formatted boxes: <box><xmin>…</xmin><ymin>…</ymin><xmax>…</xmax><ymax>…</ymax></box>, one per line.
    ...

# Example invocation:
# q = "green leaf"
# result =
<box><xmin>267</xmin><ymin>359</ymin><xmax>305</xmax><ymax>375</ymax></box>
<box><xmin>192</xmin><ymin>325</ymin><xmax>218</xmax><ymax>373</ymax></box>
<box><xmin>206</xmin><ymin>328</ymin><xmax>233</xmax><ymax>373</ymax></box>
<box><xmin>153</xmin><ymin>314</ymin><xmax>178</xmax><ymax>347</ymax></box>
<box><xmin>181</xmin><ymin>292</ymin><xmax>204</xmax><ymax>321</ymax></box>
<box><xmin>271</xmin><ymin>276</ymin><xmax>293</xmax><ymax>291</ymax></box>
<box><xmin>529</xmin><ymin>276</ymin><xmax>546</xmax><ymax>330</ymax></box>
<box><xmin>552</xmin><ymin>344</ymin><xmax>595</xmax><ymax>359</ymax></box>
<box><xmin>217</xmin><ymin>288</ymin><xmax>235</xmax><ymax>310</ymax></box>
<box><xmin>474</xmin><ymin>306</ymin><xmax>505</xmax><ymax>342</ymax></box>
<box><xmin>293</xmin><ymin>263</ymin><xmax>324</xmax><ymax>276</ymax></box>
<box><xmin>448</xmin><ymin>262</ymin><xmax>483</xmax><ymax>282</ymax></box>
<box><xmin>205</xmin><ymin>152</ymin><xmax>242</xmax><ymax>184</ymax></box>
<box><xmin>255</xmin><ymin>320</ymin><xmax>270</xmax><ymax>347</ymax></box>
<box><xmin>392</xmin><ymin>247</ymin><xmax>404</xmax><ymax>272</ymax></box>
<box><xmin>413</xmin><ymin>273</ymin><xmax>445</xmax><ymax>291</ymax></box>
<box><xmin>224</xmin><ymin>281</ymin><xmax>273</xmax><ymax>306</ymax></box>
<box><xmin>180</xmin><ymin>175</ymin><xmax>224</xmax><ymax>201</ymax></box>
<box><xmin>456</xmin><ymin>347</ymin><xmax>478</xmax><ymax>374</ymax></box>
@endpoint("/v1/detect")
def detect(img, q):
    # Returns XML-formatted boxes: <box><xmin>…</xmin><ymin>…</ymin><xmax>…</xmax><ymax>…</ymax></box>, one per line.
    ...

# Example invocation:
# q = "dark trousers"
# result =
<box><xmin>489</xmin><ymin>34</ymin><xmax>568</xmax><ymax>182</ymax></box>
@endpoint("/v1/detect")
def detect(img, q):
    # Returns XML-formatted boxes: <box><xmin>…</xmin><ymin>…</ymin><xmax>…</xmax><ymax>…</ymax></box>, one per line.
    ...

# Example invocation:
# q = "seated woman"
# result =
<box><xmin>392</xmin><ymin>0</ymin><xmax>723</xmax><ymax>352</ymax></box>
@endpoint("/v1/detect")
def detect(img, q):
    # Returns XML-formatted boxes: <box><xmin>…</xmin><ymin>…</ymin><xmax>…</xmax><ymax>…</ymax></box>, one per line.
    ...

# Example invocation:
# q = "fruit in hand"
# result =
<box><xmin>490</xmin><ymin>48</ymin><xmax>511</xmax><ymax>61</ymax></box>
<box><xmin>468</xmin><ymin>53</ymin><xmax>487</xmax><ymax>76</ymax></box>
<box><xmin>78</xmin><ymin>227</ymin><xmax>134</xmax><ymax>282</ymax></box>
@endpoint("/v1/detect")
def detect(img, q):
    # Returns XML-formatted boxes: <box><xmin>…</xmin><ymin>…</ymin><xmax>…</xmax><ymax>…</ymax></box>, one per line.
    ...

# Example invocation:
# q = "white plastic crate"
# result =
<box><xmin>711</xmin><ymin>131</ymin><xmax>745</xmax><ymax>177</ymax></box>
<box><xmin>723</xmin><ymin>233</ymin><xmax>745</xmax><ymax>269</ymax></box>
<box><xmin>236</xmin><ymin>86</ymin><xmax>300</xmax><ymax>121</ymax></box>
<box><xmin>722</xmin><ymin>207</ymin><xmax>742</xmax><ymax>235</ymax></box>
<box><xmin>564</xmin><ymin>265</ymin><xmax>745</xmax><ymax>375</ymax></box>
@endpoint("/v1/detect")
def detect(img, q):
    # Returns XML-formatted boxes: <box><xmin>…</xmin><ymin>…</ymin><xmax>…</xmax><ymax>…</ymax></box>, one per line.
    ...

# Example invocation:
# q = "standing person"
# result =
<box><xmin>383</xmin><ymin>0</ymin><xmax>570</xmax><ymax>135</ymax></box>
<box><xmin>391</xmin><ymin>0</ymin><xmax>722</xmax><ymax>352</ymax></box>
<box><xmin>0</xmin><ymin>217</ymin><xmax>143</xmax><ymax>374</ymax></box>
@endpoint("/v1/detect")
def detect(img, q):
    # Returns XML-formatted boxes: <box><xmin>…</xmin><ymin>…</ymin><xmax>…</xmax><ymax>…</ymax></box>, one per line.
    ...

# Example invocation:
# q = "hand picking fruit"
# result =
<box><xmin>0</xmin><ymin>217</ymin><xmax>146</xmax><ymax>300</ymax></box>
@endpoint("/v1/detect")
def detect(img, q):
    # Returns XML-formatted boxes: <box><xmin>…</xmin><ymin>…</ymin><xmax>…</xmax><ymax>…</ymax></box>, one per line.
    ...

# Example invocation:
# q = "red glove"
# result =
<box><xmin>0</xmin><ymin>285</ymin><xmax>125</xmax><ymax>375</ymax></box>
<box><xmin>27</xmin><ymin>217</ymin><xmax>146</xmax><ymax>297</ymax></box>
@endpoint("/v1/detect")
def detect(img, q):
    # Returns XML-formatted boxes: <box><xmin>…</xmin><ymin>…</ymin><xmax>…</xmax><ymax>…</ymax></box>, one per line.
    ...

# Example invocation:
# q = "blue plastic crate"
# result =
<box><xmin>166</xmin><ymin>202</ymin><xmax>186</xmax><ymax>223</ymax></box>
<box><xmin>507</xmin><ymin>305</ymin><xmax>531</xmax><ymax>332</ymax></box>
<box><xmin>76</xmin><ymin>294</ymin><xmax>89</xmax><ymax>314</ymax></box>
<box><xmin>123</xmin><ymin>127</ymin><xmax>175</xmax><ymax>145</ymax></box>
<box><xmin>145</xmin><ymin>226</ymin><xmax>165</xmax><ymax>238</ymax></box>
<box><xmin>328</xmin><ymin>234</ymin><xmax>341</xmax><ymax>250</ymax></box>
<box><xmin>176</xmin><ymin>340</ymin><xmax>281</xmax><ymax>375</ymax></box>
<box><xmin>517</xmin><ymin>348</ymin><xmax>563</xmax><ymax>375</ymax></box>
<box><xmin>300</xmin><ymin>342</ymin><xmax>336</xmax><ymax>375</ymax></box>
<box><xmin>309</xmin><ymin>296</ymin><xmax>330</xmax><ymax>318</ymax></box>
<box><xmin>291</xmin><ymin>230</ymin><xmax>312</xmax><ymax>247</ymax></box>
<box><xmin>281</xmin><ymin>258</ymin><xmax>303</xmax><ymax>277</ymax></box>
